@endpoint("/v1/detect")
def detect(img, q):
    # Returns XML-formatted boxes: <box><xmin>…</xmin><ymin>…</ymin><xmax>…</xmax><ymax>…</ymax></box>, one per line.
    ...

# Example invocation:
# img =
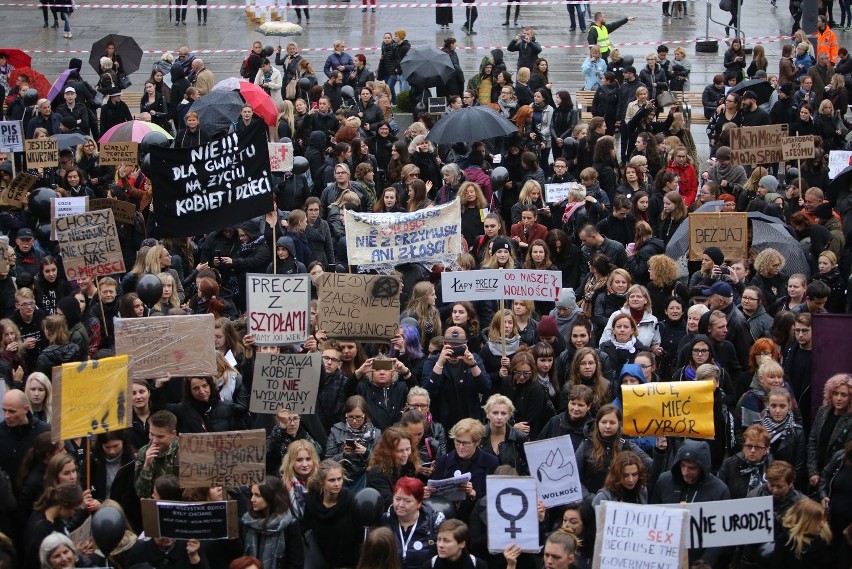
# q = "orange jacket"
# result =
<box><xmin>817</xmin><ymin>26</ymin><xmax>839</xmax><ymax>65</ymax></box>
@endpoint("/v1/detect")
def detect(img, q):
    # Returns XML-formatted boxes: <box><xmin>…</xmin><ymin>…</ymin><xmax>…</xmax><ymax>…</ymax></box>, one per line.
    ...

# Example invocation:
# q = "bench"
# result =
<box><xmin>575</xmin><ymin>90</ymin><xmax>708</xmax><ymax>126</ymax></box>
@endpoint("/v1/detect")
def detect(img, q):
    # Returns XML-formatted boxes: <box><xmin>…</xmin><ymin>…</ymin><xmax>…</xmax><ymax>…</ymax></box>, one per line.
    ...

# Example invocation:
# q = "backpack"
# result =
<box><xmin>239</xmin><ymin>57</ymin><xmax>250</xmax><ymax>79</ymax></box>
<box><xmin>719</xmin><ymin>0</ymin><xmax>732</xmax><ymax>11</ymax></box>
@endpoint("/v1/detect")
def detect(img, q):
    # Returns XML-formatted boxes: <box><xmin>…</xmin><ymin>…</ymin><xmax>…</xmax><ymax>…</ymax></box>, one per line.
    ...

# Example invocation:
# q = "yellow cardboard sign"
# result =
<box><xmin>622</xmin><ymin>380</ymin><xmax>715</xmax><ymax>439</ymax></box>
<box><xmin>51</xmin><ymin>355</ymin><xmax>131</xmax><ymax>441</ymax></box>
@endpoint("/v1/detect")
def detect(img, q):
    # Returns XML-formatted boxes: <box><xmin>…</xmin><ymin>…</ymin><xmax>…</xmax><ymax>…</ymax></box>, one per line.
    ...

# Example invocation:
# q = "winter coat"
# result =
<box><xmin>478</xmin><ymin>423</ymin><xmax>529</xmax><ymax>475</ymax></box>
<box><xmin>497</xmin><ymin>375</ymin><xmax>553</xmax><ymax>440</ymax></box>
<box><xmin>380</xmin><ymin>502</ymin><xmax>444</xmax><ymax>569</ymax></box>
<box><xmin>600</xmin><ymin>308</ymin><xmax>660</xmax><ymax>348</ymax></box>
<box><xmin>625</xmin><ymin>237</ymin><xmax>665</xmax><ymax>285</ymax></box>
<box><xmin>538</xmin><ymin>411</ymin><xmax>589</xmax><ymax>450</ymax></box>
<box><xmin>422</xmin><ymin>353</ymin><xmax>492</xmax><ymax>428</ymax></box>
<box><xmin>506</xmin><ymin>36</ymin><xmax>542</xmax><ymax>70</ymax></box>
<box><xmin>241</xmin><ymin>511</ymin><xmax>304</xmax><ymax>569</ymax></box>
<box><xmin>650</xmin><ymin>439</ymin><xmax>731</xmax><ymax>504</ymax></box>
<box><xmin>717</xmin><ymin>452</ymin><xmax>769</xmax><ymax>499</ymax></box>
<box><xmin>302</xmin><ymin>489</ymin><xmax>361</xmax><ymax>568</ymax></box>
<box><xmin>34</xmin><ymin>342</ymin><xmax>82</xmax><ymax>376</ymax></box>
<box><xmin>807</xmin><ymin>406</ymin><xmax>852</xmax><ymax>477</ymax></box>
<box><xmin>152</xmin><ymin>379</ymin><xmax>250</xmax><ymax>434</ymax></box>
<box><xmin>430</xmin><ymin>449</ymin><xmax>498</xmax><ymax>522</ymax></box>
<box><xmin>366</xmin><ymin>462</ymin><xmax>418</xmax><ymax>508</ymax></box>
<box><xmin>575</xmin><ymin>421</ymin><xmax>653</xmax><ymax>498</ymax></box>
<box><xmin>355</xmin><ymin>379</ymin><xmax>410</xmax><ymax>431</ymax></box>
<box><xmin>324</xmin><ymin>420</ymin><xmax>381</xmax><ymax>480</ymax></box>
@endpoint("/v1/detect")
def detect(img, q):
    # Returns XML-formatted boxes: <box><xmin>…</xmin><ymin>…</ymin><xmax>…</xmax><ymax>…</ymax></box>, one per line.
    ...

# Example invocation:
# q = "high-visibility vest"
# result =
<box><xmin>593</xmin><ymin>24</ymin><xmax>611</xmax><ymax>54</ymax></box>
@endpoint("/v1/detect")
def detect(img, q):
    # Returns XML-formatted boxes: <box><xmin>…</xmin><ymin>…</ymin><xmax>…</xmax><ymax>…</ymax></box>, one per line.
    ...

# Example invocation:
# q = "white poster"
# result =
<box><xmin>268</xmin><ymin>142</ymin><xmax>294</xmax><ymax>172</ymax></box>
<box><xmin>0</xmin><ymin>121</ymin><xmax>23</xmax><ymax>152</ymax></box>
<box><xmin>249</xmin><ymin>352</ymin><xmax>322</xmax><ymax>414</ymax></box>
<box><xmin>677</xmin><ymin>496</ymin><xmax>773</xmax><ymax>549</ymax></box>
<box><xmin>828</xmin><ymin>150</ymin><xmax>852</xmax><ymax>179</ymax></box>
<box><xmin>593</xmin><ymin>502</ymin><xmax>688</xmax><ymax>569</ymax></box>
<box><xmin>426</xmin><ymin>472</ymin><xmax>471</xmax><ymax>502</ymax></box>
<box><xmin>245</xmin><ymin>273</ymin><xmax>310</xmax><ymax>344</ymax></box>
<box><xmin>50</xmin><ymin>196</ymin><xmax>89</xmax><ymax>240</ymax></box>
<box><xmin>486</xmin><ymin>476</ymin><xmax>540</xmax><ymax>554</ymax></box>
<box><xmin>544</xmin><ymin>182</ymin><xmax>572</xmax><ymax>204</ymax></box>
<box><xmin>524</xmin><ymin>436</ymin><xmax>582</xmax><ymax>508</ymax></box>
<box><xmin>441</xmin><ymin>269</ymin><xmax>562</xmax><ymax>302</ymax></box>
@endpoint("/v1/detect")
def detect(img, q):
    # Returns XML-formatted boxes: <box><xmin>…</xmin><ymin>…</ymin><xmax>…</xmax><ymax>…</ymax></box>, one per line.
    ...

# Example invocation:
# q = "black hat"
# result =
<box><xmin>624</xmin><ymin>65</ymin><xmax>637</xmax><ymax>74</ymax></box>
<box><xmin>108</xmin><ymin>87</ymin><xmax>123</xmax><ymax>97</ymax></box>
<box><xmin>68</xmin><ymin>57</ymin><xmax>83</xmax><ymax>71</ymax></box>
<box><xmin>814</xmin><ymin>202</ymin><xmax>833</xmax><ymax>220</ymax></box>
<box><xmin>703</xmin><ymin>246</ymin><xmax>725</xmax><ymax>266</ymax></box>
<box><xmin>60</xmin><ymin>116</ymin><xmax>77</xmax><ymax>129</ymax></box>
<box><xmin>17</xmin><ymin>228</ymin><xmax>34</xmax><ymax>239</ymax></box>
<box><xmin>779</xmin><ymin>83</ymin><xmax>794</xmax><ymax>96</ymax></box>
<box><xmin>490</xmin><ymin>236</ymin><xmax>512</xmax><ymax>253</ymax></box>
<box><xmin>742</xmin><ymin>90</ymin><xmax>758</xmax><ymax>100</ymax></box>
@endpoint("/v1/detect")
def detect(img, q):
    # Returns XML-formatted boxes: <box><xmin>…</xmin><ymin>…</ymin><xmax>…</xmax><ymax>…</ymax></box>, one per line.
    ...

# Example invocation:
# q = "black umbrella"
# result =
<box><xmin>50</xmin><ymin>133</ymin><xmax>88</xmax><ymax>150</ymax></box>
<box><xmin>88</xmin><ymin>34</ymin><xmax>144</xmax><ymax>76</ymax></box>
<box><xmin>728</xmin><ymin>79</ymin><xmax>775</xmax><ymax>105</ymax></box>
<box><xmin>427</xmin><ymin>106</ymin><xmax>518</xmax><ymax>145</ymax></box>
<box><xmin>189</xmin><ymin>90</ymin><xmax>244</xmax><ymax>137</ymax></box>
<box><xmin>746</xmin><ymin>210</ymin><xmax>783</xmax><ymax>224</ymax></box>
<box><xmin>400</xmin><ymin>47</ymin><xmax>455</xmax><ymax>89</ymax></box>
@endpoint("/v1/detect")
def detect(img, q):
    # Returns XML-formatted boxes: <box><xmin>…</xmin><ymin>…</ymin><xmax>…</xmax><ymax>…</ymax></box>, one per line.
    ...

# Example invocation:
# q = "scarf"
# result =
<box><xmin>562</xmin><ymin>200</ymin><xmax>586</xmax><ymax>224</ymax></box>
<box><xmin>737</xmin><ymin>455</ymin><xmax>768</xmax><ymax>491</ymax></box>
<box><xmin>683</xmin><ymin>366</ymin><xmax>697</xmax><ymax>380</ymax></box>
<box><xmin>538</xmin><ymin>374</ymin><xmax>556</xmax><ymax>397</ymax></box>
<box><xmin>611</xmin><ymin>337</ymin><xmax>637</xmax><ymax>353</ymax></box>
<box><xmin>488</xmin><ymin>335</ymin><xmax>520</xmax><ymax>356</ymax></box>
<box><xmin>242</xmin><ymin>511</ymin><xmax>294</xmax><ymax>569</ymax></box>
<box><xmin>761</xmin><ymin>411</ymin><xmax>795</xmax><ymax>444</ymax></box>
<box><xmin>240</xmin><ymin>233</ymin><xmax>265</xmax><ymax>254</ymax></box>
<box><xmin>629</xmin><ymin>307</ymin><xmax>645</xmax><ymax>324</ymax></box>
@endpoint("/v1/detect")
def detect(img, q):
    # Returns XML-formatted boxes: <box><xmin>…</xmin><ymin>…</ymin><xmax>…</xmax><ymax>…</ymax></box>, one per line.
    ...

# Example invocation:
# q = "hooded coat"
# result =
<box><xmin>57</xmin><ymin>295</ymin><xmax>89</xmax><ymax>357</ymax></box>
<box><xmin>650</xmin><ymin>439</ymin><xmax>731</xmax><ymax>504</ymax></box>
<box><xmin>267</xmin><ymin>236</ymin><xmax>308</xmax><ymax>274</ymax></box>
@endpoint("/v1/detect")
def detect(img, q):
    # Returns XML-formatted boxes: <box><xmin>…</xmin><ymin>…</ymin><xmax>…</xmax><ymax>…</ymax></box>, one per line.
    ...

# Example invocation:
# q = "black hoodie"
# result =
<box><xmin>169</xmin><ymin>66</ymin><xmax>191</xmax><ymax>120</ymax></box>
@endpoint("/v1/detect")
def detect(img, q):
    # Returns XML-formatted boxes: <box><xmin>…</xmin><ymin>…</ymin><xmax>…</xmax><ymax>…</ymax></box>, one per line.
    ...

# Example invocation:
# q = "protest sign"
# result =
<box><xmin>70</xmin><ymin>516</ymin><xmax>92</xmax><ymax>544</ymax></box>
<box><xmin>426</xmin><ymin>472</ymin><xmax>471</xmax><ymax>501</ymax></box>
<box><xmin>55</xmin><ymin>209</ymin><xmax>125</xmax><ymax>281</ymax></box>
<box><xmin>441</xmin><ymin>269</ymin><xmax>562</xmax><ymax>303</ymax></box>
<box><xmin>147</xmin><ymin>120</ymin><xmax>273</xmax><ymax>238</ymax></box>
<box><xmin>828</xmin><ymin>150</ymin><xmax>852</xmax><ymax>179</ymax></box>
<box><xmin>486</xmin><ymin>476</ymin><xmax>540</xmax><ymax>553</ymax></box>
<box><xmin>622</xmin><ymin>380</ymin><xmax>715</xmax><ymax>439</ymax></box>
<box><xmin>593</xmin><ymin>502</ymin><xmax>688</xmax><ymax>569</ymax></box>
<box><xmin>50</xmin><ymin>196</ymin><xmax>89</xmax><ymax>240</ymax></box>
<box><xmin>544</xmin><ymin>182</ymin><xmax>577</xmax><ymax>204</ymax></box>
<box><xmin>50</xmin><ymin>355</ymin><xmax>131</xmax><ymax>441</ymax></box>
<box><xmin>249</xmin><ymin>352</ymin><xmax>322</xmax><ymax>414</ymax></box>
<box><xmin>317</xmin><ymin>273</ymin><xmax>400</xmax><ymax>340</ymax></box>
<box><xmin>0</xmin><ymin>121</ymin><xmax>24</xmax><ymax>152</ymax></box>
<box><xmin>524</xmin><ymin>436</ymin><xmax>582</xmax><ymax>508</ymax></box>
<box><xmin>25</xmin><ymin>138</ymin><xmax>58</xmax><ymax>168</ymax></box>
<box><xmin>676</xmin><ymin>496</ymin><xmax>773</xmax><ymax>549</ymax></box>
<box><xmin>781</xmin><ymin>135</ymin><xmax>815</xmax><ymax>161</ymax></box>
<box><xmin>0</xmin><ymin>237</ymin><xmax>8</xmax><ymax>274</ymax></box>
<box><xmin>687</xmin><ymin>212</ymin><xmax>748</xmax><ymax>262</ymax></box>
<box><xmin>179</xmin><ymin>430</ymin><xmax>266</xmax><ymax>488</ymax></box>
<box><xmin>0</xmin><ymin>172</ymin><xmax>37</xmax><ymax>208</ymax></box>
<box><xmin>99</xmin><ymin>142</ymin><xmax>139</xmax><ymax>167</ymax></box>
<box><xmin>142</xmin><ymin>500</ymin><xmax>239</xmax><ymax>540</ymax></box>
<box><xmin>246</xmin><ymin>273</ymin><xmax>310</xmax><ymax>344</ymax></box>
<box><xmin>115</xmin><ymin>314</ymin><xmax>216</xmax><ymax>380</ymax></box>
<box><xmin>344</xmin><ymin>200</ymin><xmax>462</xmax><ymax>267</ymax></box>
<box><xmin>89</xmin><ymin>198</ymin><xmax>137</xmax><ymax>225</ymax></box>
<box><xmin>268</xmin><ymin>141</ymin><xmax>294</xmax><ymax>172</ymax></box>
<box><xmin>729</xmin><ymin>125</ymin><xmax>784</xmax><ymax>165</ymax></box>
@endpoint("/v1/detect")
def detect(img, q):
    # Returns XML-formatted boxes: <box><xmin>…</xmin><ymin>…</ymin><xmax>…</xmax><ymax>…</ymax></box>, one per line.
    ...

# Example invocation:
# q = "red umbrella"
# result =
<box><xmin>239</xmin><ymin>81</ymin><xmax>278</xmax><ymax>127</ymax></box>
<box><xmin>0</xmin><ymin>49</ymin><xmax>32</xmax><ymax>69</ymax></box>
<box><xmin>10</xmin><ymin>67</ymin><xmax>51</xmax><ymax>99</ymax></box>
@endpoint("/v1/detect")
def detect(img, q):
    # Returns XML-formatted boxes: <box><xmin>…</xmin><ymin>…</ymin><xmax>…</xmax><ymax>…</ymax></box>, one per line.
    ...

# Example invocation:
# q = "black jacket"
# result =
<box><xmin>477</xmin><ymin>423</ymin><xmax>528</xmax><ymax>475</ymax></box>
<box><xmin>430</xmin><ymin>449</ymin><xmax>498</xmax><ymax>522</ymax></box>
<box><xmin>34</xmin><ymin>342</ymin><xmax>83</xmax><ymax>376</ymax></box>
<box><xmin>0</xmin><ymin>415</ymin><xmax>50</xmax><ymax>486</ymax></box>
<box><xmin>152</xmin><ymin>379</ymin><xmax>250</xmax><ymax>434</ymax></box>
<box><xmin>807</xmin><ymin>405</ymin><xmax>852</xmax><ymax>477</ymax></box>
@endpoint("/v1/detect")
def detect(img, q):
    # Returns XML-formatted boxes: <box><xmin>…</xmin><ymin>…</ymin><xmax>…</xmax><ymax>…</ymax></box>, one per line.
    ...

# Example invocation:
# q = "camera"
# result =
<box><xmin>449</xmin><ymin>344</ymin><xmax>466</xmax><ymax>357</ymax></box>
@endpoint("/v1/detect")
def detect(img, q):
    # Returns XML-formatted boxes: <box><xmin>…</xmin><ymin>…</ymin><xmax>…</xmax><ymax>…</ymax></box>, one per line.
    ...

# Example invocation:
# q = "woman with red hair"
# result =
<box><xmin>230</xmin><ymin>556</ymin><xmax>262</xmax><ymax>569</ymax></box>
<box><xmin>379</xmin><ymin>477</ymin><xmax>443</xmax><ymax>569</ymax></box>
<box><xmin>194</xmin><ymin>276</ymin><xmax>238</xmax><ymax>320</ymax></box>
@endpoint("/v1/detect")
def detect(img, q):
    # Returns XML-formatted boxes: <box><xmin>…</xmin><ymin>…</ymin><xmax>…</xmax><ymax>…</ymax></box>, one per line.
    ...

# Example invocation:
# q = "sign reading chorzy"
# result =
<box><xmin>344</xmin><ymin>200</ymin><xmax>462</xmax><ymax>267</ymax></box>
<box><xmin>148</xmin><ymin>121</ymin><xmax>273</xmax><ymax>238</ymax></box>
<box><xmin>246</xmin><ymin>273</ymin><xmax>310</xmax><ymax>344</ymax></box>
<box><xmin>442</xmin><ymin>269</ymin><xmax>562</xmax><ymax>302</ymax></box>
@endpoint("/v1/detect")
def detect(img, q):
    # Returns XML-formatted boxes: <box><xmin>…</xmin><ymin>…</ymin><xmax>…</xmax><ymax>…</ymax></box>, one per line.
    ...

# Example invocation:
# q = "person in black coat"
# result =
<box><xmin>151</xmin><ymin>375</ymin><xmax>249</xmax><ymax>434</ymax></box>
<box><xmin>173</xmin><ymin>111</ymin><xmax>209</xmax><ymax>148</ymax></box>
<box><xmin>479</xmin><ymin>398</ymin><xmax>529</xmax><ymax>476</ymax></box>
<box><xmin>302</xmin><ymin>460</ymin><xmax>361</xmax><ymax>568</ymax></box>
<box><xmin>439</xmin><ymin>39</ymin><xmax>465</xmax><ymax>97</ymax></box>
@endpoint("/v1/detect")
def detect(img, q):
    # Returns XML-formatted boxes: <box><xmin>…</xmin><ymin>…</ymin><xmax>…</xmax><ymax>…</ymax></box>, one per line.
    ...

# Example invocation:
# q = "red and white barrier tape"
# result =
<box><xmin>0</xmin><ymin>0</ymin><xmax>695</xmax><ymax>8</ymax></box>
<box><xmin>23</xmin><ymin>34</ymin><xmax>793</xmax><ymax>55</ymax></box>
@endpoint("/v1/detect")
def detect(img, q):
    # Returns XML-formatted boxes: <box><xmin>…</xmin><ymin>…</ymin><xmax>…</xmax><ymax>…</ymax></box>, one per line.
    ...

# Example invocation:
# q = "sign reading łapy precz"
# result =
<box><xmin>344</xmin><ymin>200</ymin><xmax>462</xmax><ymax>267</ymax></box>
<box><xmin>781</xmin><ymin>135</ymin><xmax>816</xmax><ymax>161</ymax></box>
<box><xmin>246</xmin><ymin>273</ymin><xmax>310</xmax><ymax>344</ymax></box>
<box><xmin>249</xmin><ymin>352</ymin><xmax>322</xmax><ymax>414</ymax></box>
<box><xmin>99</xmin><ymin>142</ymin><xmax>139</xmax><ymax>167</ymax></box>
<box><xmin>729</xmin><ymin>125</ymin><xmax>784</xmax><ymax>165</ymax></box>
<box><xmin>25</xmin><ymin>138</ymin><xmax>58</xmax><ymax>168</ymax></box>
<box><xmin>441</xmin><ymin>269</ymin><xmax>562</xmax><ymax>302</ymax></box>
<box><xmin>687</xmin><ymin>212</ymin><xmax>748</xmax><ymax>262</ymax></box>
<box><xmin>0</xmin><ymin>121</ymin><xmax>24</xmax><ymax>152</ymax></box>
<box><xmin>55</xmin><ymin>209</ymin><xmax>125</xmax><ymax>281</ymax></box>
<box><xmin>179</xmin><ymin>429</ymin><xmax>266</xmax><ymax>488</ymax></box>
<box><xmin>114</xmin><ymin>314</ymin><xmax>217</xmax><ymax>380</ymax></box>
<box><xmin>316</xmin><ymin>273</ymin><xmax>400</xmax><ymax>340</ymax></box>
<box><xmin>147</xmin><ymin>120</ymin><xmax>273</xmax><ymax>238</ymax></box>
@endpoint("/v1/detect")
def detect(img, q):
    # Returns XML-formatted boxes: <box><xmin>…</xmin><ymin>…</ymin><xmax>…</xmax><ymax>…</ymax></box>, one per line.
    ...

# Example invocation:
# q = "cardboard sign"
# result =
<box><xmin>89</xmin><ymin>198</ymin><xmax>137</xmax><ymax>226</ymax></box>
<box><xmin>486</xmin><ymin>476</ymin><xmax>540</xmax><ymax>553</ymax></box>
<box><xmin>441</xmin><ymin>269</ymin><xmax>562</xmax><ymax>302</ymax></box>
<box><xmin>50</xmin><ymin>196</ymin><xmax>89</xmax><ymax>240</ymax></box>
<box><xmin>99</xmin><ymin>141</ymin><xmax>139</xmax><ymax>167</ymax></box>
<box><xmin>114</xmin><ymin>314</ymin><xmax>217</xmax><ymax>380</ymax></box>
<box><xmin>344</xmin><ymin>200</ymin><xmax>463</xmax><ymax>267</ymax></box>
<box><xmin>55</xmin><ymin>209</ymin><xmax>125</xmax><ymax>280</ymax></box>
<box><xmin>50</xmin><ymin>355</ymin><xmax>131</xmax><ymax>441</ymax></box>
<box><xmin>267</xmin><ymin>141</ymin><xmax>294</xmax><ymax>172</ymax></box>
<box><xmin>524</xmin><ymin>436</ymin><xmax>582</xmax><ymax>508</ymax></box>
<box><xmin>687</xmin><ymin>212</ymin><xmax>748</xmax><ymax>262</ymax></box>
<box><xmin>0</xmin><ymin>236</ymin><xmax>9</xmax><ymax>274</ymax></box>
<box><xmin>316</xmin><ymin>273</ymin><xmax>400</xmax><ymax>340</ymax></box>
<box><xmin>593</xmin><ymin>502</ymin><xmax>688</xmax><ymax>569</ymax></box>
<box><xmin>677</xmin><ymin>496</ymin><xmax>773</xmax><ymax>549</ymax></box>
<box><xmin>828</xmin><ymin>150</ymin><xmax>852</xmax><ymax>179</ymax></box>
<box><xmin>25</xmin><ymin>138</ymin><xmax>58</xmax><ymax>169</ymax></box>
<box><xmin>70</xmin><ymin>516</ymin><xmax>92</xmax><ymax>544</ymax></box>
<box><xmin>729</xmin><ymin>125</ymin><xmax>785</xmax><ymax>165</ymax></box>
<box><xmin>142</xmin><ymin>500</ymin><xmax>240</xmax><ymax>540</ymax></box>
<box><xmin>245</xmin><ymin>273</ymin><xmax>310</xmax><ymax>344</ymax></box>
<box><xmin>781</xmin><ymin>135</ymin><xmax>815</xmax><ymax>161</ymax></box>
<box><xmin>179</xmin><ymin>430</ymin><xmax>266</xmax><ymax>488</ymax></box>
<box><xmin>249</xmin><ymin>352</ymin><xmax>322</xmax><ymax>414</ymax></box>
<box><xmin>622</xmin><ymin>380</ymin><xmax>715</xmax><ymax>439</ymax></box>
<box><xmin>0</xmin><ymin>172</ymin><xmax>37</xmax><ymax>208</ymax></box>
<box><xmin>0</xmin><ymin>121</ymin><xmax>24</xmax><ymax>152</ymax></box>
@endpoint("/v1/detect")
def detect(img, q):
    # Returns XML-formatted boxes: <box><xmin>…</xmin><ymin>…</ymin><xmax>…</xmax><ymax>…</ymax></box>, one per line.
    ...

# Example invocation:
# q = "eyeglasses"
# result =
<box><xmin>741</xmin><ymin>296</ymin><xmax>760</xmax><ymax>302</ymax></box>
<box><xmin>501</xmin><ymin>90</ymin><xmax>512</xmax><ymax>95</ymax></box>
<box><xmin>408</xmin><ymin>403</ymin><xmax>429</xmax><ymax>409</ymax></box>
<box><xmin>743</xmin><ymin>444</ymin><xmax>766</xmax><ymax>451</ymax></box>
<box><xmin>463</xmin><ymin>95</ymin><xmax>473</xmax><ymax>99</ymax></box>
<box><xmin>638</xmin><ymin>363</ymin><xmax>653</xmax><ymax>369</ymax></box>
<box><xmin>454</xmin><ymin>440</ymin><xmax>475</xmax><ymax>447</ymax></box>
<box><xmin>286</xmin><ymin>416</ymin><xmax>300</xmax><ymax>423</ymax></box>
<box><xmin>692</xmin><ymin>348</ymin><xmax>710</xmax><ymax>355</ymax></box>
<box><xmin>346</xmin><ymin>414</ymin><xmax>366</xmax><ymax>421</ymax></box>
<box><xmin>513</xmin><ymin>371</ymin><xmax>533</xmax><ymax>378</ymax></box>
<box><xmin>16</xmin><ymin>302</ymin><xmax>35</xmax><ymax>308</ymax></box>
<box><xmin>793</xmin><ymin>328</ymin><xmax>811</xmax><ymax>334</ymax></box>
<box><xmin>322</xmin><ymin>356</ymin><xmax>341</xmax><ymax>363</ymax></box>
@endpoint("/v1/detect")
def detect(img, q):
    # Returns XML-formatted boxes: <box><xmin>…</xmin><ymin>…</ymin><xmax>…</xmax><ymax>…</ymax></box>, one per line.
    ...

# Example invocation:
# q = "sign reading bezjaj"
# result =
<box><xmin>344</xmin><ymin>200</ymin><xmax>462</xmax><ymax>267</ymax></box>
<box><xmin>147</xmin><ymin>121</ymin><xmax>273</xmax><ymax>238</ymax></box>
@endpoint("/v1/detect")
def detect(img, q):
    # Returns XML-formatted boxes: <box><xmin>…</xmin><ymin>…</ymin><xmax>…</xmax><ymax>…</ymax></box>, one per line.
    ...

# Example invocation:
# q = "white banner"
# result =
<box><xmin>0</xmin><ymin>121</ymin><xmax>23</xmax><ymax>152</ymax></box>
<box><xmin>828</xmin><ymin>150</ymin><xmax>852</xmax><ymax>179</ymax></box>
<box><xmin>593</xmin><ymin>502</ymin><xmax>688</xmax><ymax>569</ymax></box>
<box><xmin>245</xmin><ymin>273</ymin><xmax>310</xmax><ymax>345</ymax></box>
<box><xmin>677</xmin><ymin>496</ymin><xmax>773</xmax><ymax>549</ymax></box>
<box><xmin>344</xmin><ymin>200</ymin><xmax>462</xmax><ymax>267</ymax></box>
<box><xmin>441</xmin><ymin>269</ymin><xmax>562</xmax><ymax>302</ymax></box>
<box><xmin>486</xmin><ymin>476</ymin><xmax>540</xmax><ymax>553</ymax></box>
<box><xmin>524</xmin><ymin>436</ymin><xmax>582</xmax><ymax>508</ymax></box>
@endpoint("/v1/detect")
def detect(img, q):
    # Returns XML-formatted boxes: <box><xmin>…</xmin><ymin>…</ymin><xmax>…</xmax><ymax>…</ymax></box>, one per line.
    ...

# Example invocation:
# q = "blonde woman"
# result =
<box><xmin>479</xmin><ymin>308</ymin><xmax>520</xmax><ymax>378</ymax></box>
<box><xmin>143</xmin><ymin>244</ymin><xmax>185</xmax><ymax>303</ymax></box>
<box><xmin>279</xmin><ymin>439</ymin><xmax>320</xmax><ymax>520</ymax></box>
<box><xmin>0</xmin><ymin>318</ymin><xmax>27</xmax><ymax>387</ymax></box>
<box><xmin>401</xmin><ymin>282</ymin><xmax>442</xmax><ymax>350</ymax></box>
<box><xmin>25</xmin><ymin>372</ymin><xmax>52</xmax><ymax>423</ymax></box>
<box><xmin>774</xmin><ymin>498</ymin><xmax>832</xmax><ymax>565</ymax></box>
<box><xmin>151</xmin><ymin>272</ymin><xmax>181</xmax><ymax>315</ymax></box>
<box><xmin>276</xmin><ymin>99</ymin><xmax>296</xmax><ymax>141</ymax></box>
